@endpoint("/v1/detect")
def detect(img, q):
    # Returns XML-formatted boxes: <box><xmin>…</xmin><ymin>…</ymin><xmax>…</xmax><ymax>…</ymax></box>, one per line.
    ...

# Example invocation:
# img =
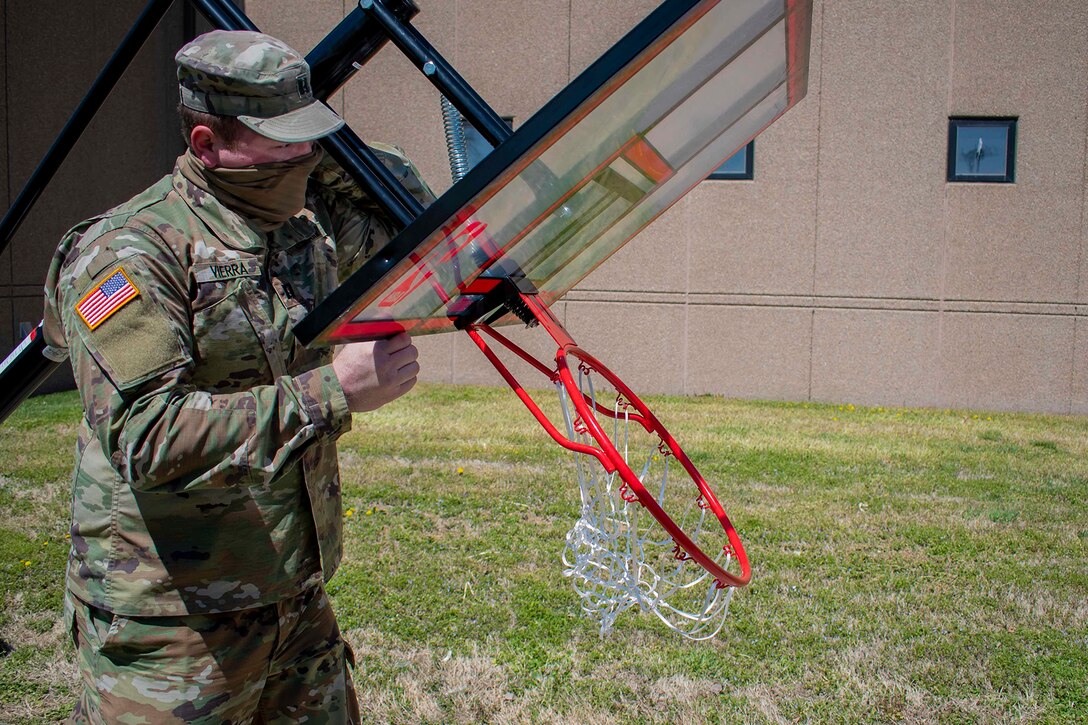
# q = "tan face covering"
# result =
<box><xmin>178</xmin><ymin>147</ymin><xmax>323</xmax><ymax>231</ymax></box>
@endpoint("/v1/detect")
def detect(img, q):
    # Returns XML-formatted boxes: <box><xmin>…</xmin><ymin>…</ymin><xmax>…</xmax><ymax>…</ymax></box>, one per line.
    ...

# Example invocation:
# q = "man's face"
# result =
<box><xmin>213</xmin><ymin>126</ymin><xmax>313</xmax><ymax>168</ymax></box>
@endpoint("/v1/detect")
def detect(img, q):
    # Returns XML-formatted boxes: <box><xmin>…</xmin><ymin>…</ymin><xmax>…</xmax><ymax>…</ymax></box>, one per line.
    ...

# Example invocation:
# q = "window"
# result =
<box><xmin>947</xmin><ymin>117</ymin><xmax>1017</xmax><ymax>183</ymax></box>
<box><xmin>708</xmin><ymin>141</ymin><xmax>754</xmax><ymax>180</ymax></box>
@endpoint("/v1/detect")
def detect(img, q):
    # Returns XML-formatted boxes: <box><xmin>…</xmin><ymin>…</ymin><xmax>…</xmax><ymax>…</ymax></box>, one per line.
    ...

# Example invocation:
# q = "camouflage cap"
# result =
<box><xmin>176</xmin><ymin>30</ymin><xmax>344</xmax><ymax>143</ymax></box>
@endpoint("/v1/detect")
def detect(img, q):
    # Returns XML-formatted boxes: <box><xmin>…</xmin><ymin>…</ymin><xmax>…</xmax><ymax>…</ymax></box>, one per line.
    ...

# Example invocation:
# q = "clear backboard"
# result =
<box><xmin>295</xmin><ymin>0</ymin><xmax>812</xmax><ymax>346</ymax></box>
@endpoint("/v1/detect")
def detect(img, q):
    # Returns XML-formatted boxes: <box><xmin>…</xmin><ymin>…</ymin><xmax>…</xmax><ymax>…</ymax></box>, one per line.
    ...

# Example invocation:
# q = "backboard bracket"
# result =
<box><xmin>450</xmin><ymin>273</ymin><xmax>540</xmax><ymax>330</ymax></box>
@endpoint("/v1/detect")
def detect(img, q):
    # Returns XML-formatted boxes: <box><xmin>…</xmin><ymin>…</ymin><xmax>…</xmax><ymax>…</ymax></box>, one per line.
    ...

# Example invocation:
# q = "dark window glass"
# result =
<box><xmin>947</xmin><ymin>118</ymin><xmax>1016</xmax><ymax>183</ymax></box>
<box><xmin>708</xmin><ymin>141</ymin><xmax>754</xmax><ymax>180</ymax></box>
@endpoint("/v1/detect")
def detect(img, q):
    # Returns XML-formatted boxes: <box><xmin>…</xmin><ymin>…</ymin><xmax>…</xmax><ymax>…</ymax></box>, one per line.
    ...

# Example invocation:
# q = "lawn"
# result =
<box><xmin>0</xmin><ymin>385</ymin><xmax>1085</xmax><ymax>723</ymax></box>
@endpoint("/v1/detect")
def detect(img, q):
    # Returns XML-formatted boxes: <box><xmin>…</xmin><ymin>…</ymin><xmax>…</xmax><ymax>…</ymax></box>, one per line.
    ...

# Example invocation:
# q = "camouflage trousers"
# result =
<box><xmin>66</xmin><ymin>583</ymin><xmax>360</xmax><ymax>724</ymax></box>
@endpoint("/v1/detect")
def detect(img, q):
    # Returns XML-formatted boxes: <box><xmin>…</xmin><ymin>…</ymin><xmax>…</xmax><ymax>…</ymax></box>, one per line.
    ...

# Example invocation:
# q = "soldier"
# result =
<box><xmin>41</xmin><ymin>30</ymin><xmax>435</xmax><ymax>723</ymax></box>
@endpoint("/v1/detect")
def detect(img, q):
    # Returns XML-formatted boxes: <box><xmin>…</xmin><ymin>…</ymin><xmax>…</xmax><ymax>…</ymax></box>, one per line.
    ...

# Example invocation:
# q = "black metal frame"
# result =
<box><xmin>187</xmin><ymin>0</ymin><xmax>425</xmax><ymax>226</ymax></box>
<box><xmin>947</xmin><ymin>117</ymin><xmax>1017</xmax><ymax>184</ymax></box>
<box><xmin>294</xmin><ymin>0</ymin><xmax>702</xmax><ymax>345</ymax></box>
<box><xmin>0</xmin><ymin>0</ymin><xmax>709</xmax><ymax>423</ymax></box>
<box><xmin>0</xmin><ymin>0</ymin><xmax>177</xmax><ymax>261</ymax></box>
<box><xmin>358</xmin><ymin>0</ymin><xmax>512</xmax><ymax>147</ymax></box>
<box><xmin>0</xmin><ymin>0</ymin><xmax>433</xmax><ymax>424</ymax></box>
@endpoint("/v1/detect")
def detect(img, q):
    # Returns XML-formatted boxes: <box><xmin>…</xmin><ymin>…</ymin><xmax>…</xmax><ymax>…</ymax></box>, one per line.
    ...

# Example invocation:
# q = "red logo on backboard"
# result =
<box><xmin>379</xmin><ymin>220</ymin><xmax>489</xmax><ymax>307</ymax></box>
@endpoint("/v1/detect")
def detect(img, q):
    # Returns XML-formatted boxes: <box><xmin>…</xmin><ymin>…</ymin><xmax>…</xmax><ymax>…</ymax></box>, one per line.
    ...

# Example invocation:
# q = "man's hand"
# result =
<box><xmin>331</xmin><ymin>332</ymin><xmax>419</xmax><ymax>412</ymax></box>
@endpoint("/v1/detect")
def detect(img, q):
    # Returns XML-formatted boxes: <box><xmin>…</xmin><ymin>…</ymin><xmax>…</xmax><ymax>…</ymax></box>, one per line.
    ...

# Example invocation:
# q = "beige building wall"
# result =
<box><xmin>245</xmin><ymin>0</ymin><xmax>1088</xmax><ymax>415</ymax></box>
<box><xmin>3</xmin><ymin>0</ymin><xmax>1086</xmax><ymax>415</ymax></box>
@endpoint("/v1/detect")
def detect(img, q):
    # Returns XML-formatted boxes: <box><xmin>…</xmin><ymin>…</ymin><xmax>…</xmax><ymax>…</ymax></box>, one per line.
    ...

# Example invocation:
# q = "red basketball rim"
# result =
<box><xmin>555</xmin><ymin>345</ymin><xmax>751</xmax><ymax>589</ymax></box>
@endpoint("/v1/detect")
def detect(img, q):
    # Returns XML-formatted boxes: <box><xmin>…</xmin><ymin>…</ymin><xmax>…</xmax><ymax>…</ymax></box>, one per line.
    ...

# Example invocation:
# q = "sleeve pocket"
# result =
<box><xmin>71</xmin><ymin>260</ymin><xmax>192</xmax><ymax>391</ymax></box>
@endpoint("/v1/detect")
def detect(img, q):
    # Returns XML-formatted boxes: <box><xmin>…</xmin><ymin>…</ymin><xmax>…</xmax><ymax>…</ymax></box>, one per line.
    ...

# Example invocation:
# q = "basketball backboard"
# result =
<box><xmin>295</xmin><ymin>0</ymin><xmax>812</xmax><ymax>347</ymax></box>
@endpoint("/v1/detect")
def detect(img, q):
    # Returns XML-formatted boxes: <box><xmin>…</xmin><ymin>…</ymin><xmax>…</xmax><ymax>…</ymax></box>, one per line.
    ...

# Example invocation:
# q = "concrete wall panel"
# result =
<box><xmin>563</xmin><ymin>300</ymin><xmax>686</xmax><ymax>395</ymax></box>
<box><xmin>688</xmin><ymin>0</ymin><xmax>822</xmax><ymax>298</ymax></box>
<box><xmin>811</xmin><ymin>309</ymin><xmax>940</xmax><ymax>408</ymax></box>
<box><xmin>1083</xmin><ymin>170</ymin><xmax>1088</xmax><ymax>307</ymax></box>
<box><xmin>0</xmin><ymin>293</ymin><xmax>12</xmax><ymax>354</ymax></box>
<box><xmin>814</xmin><ymin>0</ymin><xmax>951</xmax><ymax>300</ymax></box>
<box><xmin>7</xmin><ymin>1</ymin><xmax>98</xmax><ymax>300</ymax></box>
<box><xmin>90</xmin><ymin>0</ymin><xmax>186</xmax><ymax>198</ymax></box>
<box><xmin>246</xmin><ymin>0</ymin><xmax>344</xmax><ymax>66</ymax></box>
<box><xmin>457</xmin><ymin>0</ymin><xmax>569</xmax><ymax>124</ymax></box>
<box><xmin>687</xmin><ymin>105</ymin><xmax>820</xmax><ymax>296</ymax></box>
<box><xmin>6</xmin><ymin>1</ymin><xmax>184</xmax><ymax>315</ymax></box>
<box><xmin>1083</xmin><ymin>163</ymin><xmax>1088</xmax><ymax>306</ymax></box>
<box><xmin>939</xmin><ymin>312</ymin><xmax>1074</xmax><ymax>414</ymax></box>
<box><xmin>415</xmin><ymin>328</ymin><xmax>457</xmax><ymax>384</ymax></box>
<box><xmin>1073</xmin><ymin>316</ymin><xmax>1088</xmax><ymax>415</ymax></box>
<box><xmin>569</xmin><ymin>0</ymin><xmax>659</xmax><ymax>78</ymax></box>
<box><xmin>685</xmin><ymin>305</ymin><xmax>811</xmax><ymax>401</ymax></box>
<box><xmin>944</xmin><ymin>0</ymin><xmax>1088</xmax><ymax>303</ymax></box>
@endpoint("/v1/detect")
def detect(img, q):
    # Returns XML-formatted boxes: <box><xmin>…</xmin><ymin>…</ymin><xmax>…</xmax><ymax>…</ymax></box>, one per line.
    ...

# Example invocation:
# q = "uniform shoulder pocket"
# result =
<box><xmin>71</xmin><ymin>255</ymin><xmax>191</xmax><ymax>391</ymax></box>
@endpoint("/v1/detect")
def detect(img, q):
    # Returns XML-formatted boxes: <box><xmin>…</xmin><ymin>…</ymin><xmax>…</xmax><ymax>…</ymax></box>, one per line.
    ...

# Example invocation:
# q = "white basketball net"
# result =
<box><xmin>558</xmin><ymin>364</ymin><xmax>736</xmax><ymax>640</ymax></box>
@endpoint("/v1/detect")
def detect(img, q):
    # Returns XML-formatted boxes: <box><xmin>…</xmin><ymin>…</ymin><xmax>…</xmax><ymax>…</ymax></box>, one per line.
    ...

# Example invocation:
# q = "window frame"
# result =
<box><xmin>946</xmin><ymin>117</ymin><xmax>1017</xmax><ymax>184</ymax></box>
<box><xmin>707</xmin><ymin>140</ymin><xmax>755</xmax><ymax>180</ymax></box>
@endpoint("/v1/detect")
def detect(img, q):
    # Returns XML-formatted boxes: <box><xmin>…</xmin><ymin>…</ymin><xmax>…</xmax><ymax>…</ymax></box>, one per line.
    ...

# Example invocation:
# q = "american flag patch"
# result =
<box><xmin>76</xmin><ymin>268</ymin><xmax>140</xmax><ymax>330</ymax></box>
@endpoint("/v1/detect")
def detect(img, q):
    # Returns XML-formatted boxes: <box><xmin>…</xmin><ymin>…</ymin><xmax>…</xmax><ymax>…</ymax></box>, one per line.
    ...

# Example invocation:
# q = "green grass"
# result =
<box><xmin>1</xmin><ymin>387</ymin><xmax>1087</xmax><ymax>723</ymax></box>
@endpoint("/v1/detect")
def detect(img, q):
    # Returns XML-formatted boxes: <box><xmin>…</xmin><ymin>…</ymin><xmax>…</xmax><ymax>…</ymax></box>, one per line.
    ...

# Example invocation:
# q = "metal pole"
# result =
<box><xmin>0</xmin><ymin>0</ymin><xmax>176</xmax><ymax>425</ymax></box>
<box><xmin>0</xmin><ymin>0</ymin><xmax>176</xmax><ymax>258</ymax></box>
<box><xmin>186</xmin><ymin>0</ymin><xmax>256</xmax><ymax>31</ymax></box>
<box><xmin>0</xmin><ymin>325</ymin><xmax>62</xmax><ymax>425</ymax></box>
<box><xmin>0</xmin><ymin>0</ymin><xmax>432</xmax><ymax>426</ymax></box>
<box><xmin>308</xmin><ymin>0</ymin><xmax>418</xmax><ymax>100</ymax></box>
<box><xmin>321</xmin><ymin>131</ymin><xmax>421</xmax><ymax>229</ymax></box>
<box><xmin>189</xmin><ymin>0</ymin><xmax>423</xmax><ymax>228</ymax></box>
<box><xmin>358</xmin><ymin>0</ymin><xmax>513</xmax><ymax>147</ymax></box>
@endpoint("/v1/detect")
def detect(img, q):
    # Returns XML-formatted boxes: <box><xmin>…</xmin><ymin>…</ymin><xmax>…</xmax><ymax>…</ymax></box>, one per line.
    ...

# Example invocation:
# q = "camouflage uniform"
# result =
<box><xmin>41</xmin><ymin>31</ymin><xmax>433</xmax><ymax>723</ymax></box>
<box><xmin>66</xmin><ymin>583</ymin><xmax>360</xmax><ymax>723</ymax></box>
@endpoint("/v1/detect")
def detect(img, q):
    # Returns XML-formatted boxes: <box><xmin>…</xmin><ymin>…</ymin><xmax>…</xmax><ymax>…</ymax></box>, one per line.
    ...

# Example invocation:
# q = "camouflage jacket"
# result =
<box><xmin>43</xmin><ymin>147</ymin><xmax>433</xmax><ymax>616</ymax></box>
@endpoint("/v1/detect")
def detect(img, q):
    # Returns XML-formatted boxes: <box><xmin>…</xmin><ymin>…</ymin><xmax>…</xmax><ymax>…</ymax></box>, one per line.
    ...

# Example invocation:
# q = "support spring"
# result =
<box><xmin>441</xmin><ymin>96</ymin><xmax>471</xmax><ymax>183</ymax></box>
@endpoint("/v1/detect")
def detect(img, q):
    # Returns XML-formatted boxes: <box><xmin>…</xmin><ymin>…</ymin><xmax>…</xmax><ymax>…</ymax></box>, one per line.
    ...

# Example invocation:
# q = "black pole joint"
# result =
<box><xmin>357</xmin><ymin>0</ymin><xmax>513</xmax><ymax>148</ymax></box>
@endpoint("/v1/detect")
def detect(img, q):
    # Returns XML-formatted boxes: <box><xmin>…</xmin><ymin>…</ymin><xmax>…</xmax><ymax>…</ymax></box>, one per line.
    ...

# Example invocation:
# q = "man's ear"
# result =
<box><xmin>189</xmin><ymin>125</ymin><xmax>221</xmax><ymax>168</ymax></box>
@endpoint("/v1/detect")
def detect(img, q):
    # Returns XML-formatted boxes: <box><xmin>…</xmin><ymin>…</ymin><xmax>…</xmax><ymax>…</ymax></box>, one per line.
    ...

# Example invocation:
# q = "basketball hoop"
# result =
<box><xmin>464</xmin><ymin>289</ymin><xmax>750</xmax><ymax>638</ymax></box>
<box><xmin>294</xmin><ymin>0</ymin><xmax>814</xmax><ymax>638</ymax></box>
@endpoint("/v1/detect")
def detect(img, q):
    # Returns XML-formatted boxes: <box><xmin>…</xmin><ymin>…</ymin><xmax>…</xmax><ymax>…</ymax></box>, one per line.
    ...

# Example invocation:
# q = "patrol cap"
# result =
<box><xmin>176</xmin><ymin>30</ymin><xmax>344</xmax><ymax>143</ymax></box>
